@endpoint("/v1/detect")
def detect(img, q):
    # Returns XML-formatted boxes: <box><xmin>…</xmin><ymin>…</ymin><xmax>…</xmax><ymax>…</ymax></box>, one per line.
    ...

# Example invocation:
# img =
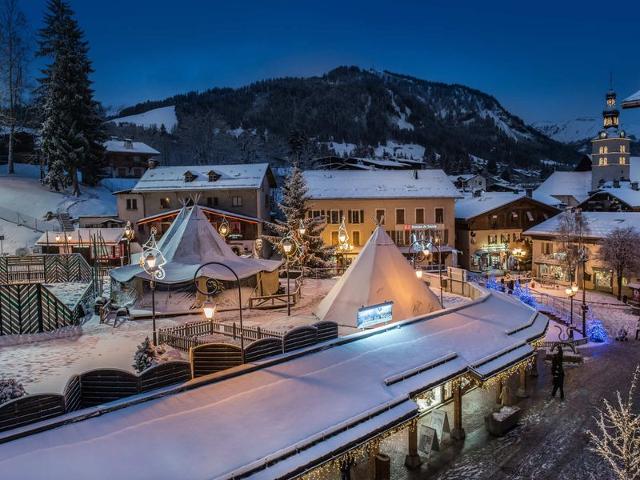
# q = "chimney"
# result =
<box><xmin>124</xmin><ymin>138</ymin><xmax>133</xmax><ymax>149</ymax></box>
<box><xmin>632</xmin><ymin>182</ymin><xmax>639</xmax><ymax>191</ymax></box>
<box><xmin>613</xmin><ymin>179</ymin><xmax>620</xmax><ymax>188</ymax></box>
<box><xmin>148</xmin><ymin>159</ymin><xmax>158</xmax><ymax>169</ymax></box>
<box><xmin>525</xmin><ymin>187</ymin><xmax>533</xmax><ymax>198</ymax></box>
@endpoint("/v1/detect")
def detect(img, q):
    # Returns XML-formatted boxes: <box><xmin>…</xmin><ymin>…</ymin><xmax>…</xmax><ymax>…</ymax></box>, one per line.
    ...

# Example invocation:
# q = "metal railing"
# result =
<box><xmin>0</xmin><ymin>205</ymin><xmax>59</xmax><ymax>233</ymax></box>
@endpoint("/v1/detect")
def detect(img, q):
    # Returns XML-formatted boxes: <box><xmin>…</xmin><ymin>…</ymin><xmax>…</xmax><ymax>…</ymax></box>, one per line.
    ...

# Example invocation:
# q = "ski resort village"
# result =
<box><xmin>2</xmin><ymin>2</ymin><xmax>640</xmax><ymax>480</ymax></box>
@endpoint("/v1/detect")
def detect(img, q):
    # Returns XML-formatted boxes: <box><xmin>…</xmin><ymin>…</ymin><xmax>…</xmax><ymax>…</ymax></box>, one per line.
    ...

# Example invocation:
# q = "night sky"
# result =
<box><xmin>22</xmin><ymin>0</ymin><xmax>640</xmax><ymax>124</ymax></box>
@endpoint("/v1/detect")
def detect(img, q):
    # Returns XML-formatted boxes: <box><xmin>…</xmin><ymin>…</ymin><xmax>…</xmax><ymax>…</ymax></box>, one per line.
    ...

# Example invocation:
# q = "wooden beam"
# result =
<box><xmin>451</xmin><ymin>384</ymin><xmax>466</xmax><ymax>440</ymax></box>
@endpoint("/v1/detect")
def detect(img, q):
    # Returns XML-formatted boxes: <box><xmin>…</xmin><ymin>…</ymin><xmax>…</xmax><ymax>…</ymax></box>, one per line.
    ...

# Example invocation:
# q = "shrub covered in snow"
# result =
<box><xmin>513</xmin><ymin>281</ymin><xmax>536</xmax><ymax>308</ymax></box>
<box><xmin>132</xmin><ymin>337</ymin><xmax>166</xmax><ymax>373</ymax></box>
<box><xmin>0</xmin><ymin>378</ymin><xmax>27</xmax><ymax>404</ymax></box>
<box><xmin>587</xmin><ymin>318</ymin><xmax>608</xmax><ymax>343</ymax></box>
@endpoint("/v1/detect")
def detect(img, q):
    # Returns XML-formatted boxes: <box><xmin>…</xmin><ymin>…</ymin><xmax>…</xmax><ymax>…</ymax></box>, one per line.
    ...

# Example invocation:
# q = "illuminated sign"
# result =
<box><xmin>404</xmin><ymin>223</ymin><xmax>441</xmax><ymax>231</ymax></box>
<box><xmin>357</xmin><ymin>301</ymin><xmax>393</xmax><ymax>329</ymax></box>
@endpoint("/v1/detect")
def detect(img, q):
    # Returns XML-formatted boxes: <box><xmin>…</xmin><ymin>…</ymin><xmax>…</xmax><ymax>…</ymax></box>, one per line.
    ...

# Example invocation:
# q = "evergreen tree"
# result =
<box><xmin>132</xmin><ymin>337</ymin><xmax>158</xmax><ymax>373</ymax></box>
<box><xmin>263</xmin><ymin>162</ymin><xmax>333</xmax><ymax>269</ymax></box>
<box><xmin>36</xmin><ymin>0</ymin><xmax>105</xmax><ymax>195</ymax></box>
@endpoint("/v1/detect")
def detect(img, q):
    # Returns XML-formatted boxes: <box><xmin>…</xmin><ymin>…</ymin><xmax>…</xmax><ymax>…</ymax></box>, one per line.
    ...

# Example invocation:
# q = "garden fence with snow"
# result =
<box><xmin>0</xmin><ymin>254</ymin><xmax>95</xmax><ymax>335</ymax></box>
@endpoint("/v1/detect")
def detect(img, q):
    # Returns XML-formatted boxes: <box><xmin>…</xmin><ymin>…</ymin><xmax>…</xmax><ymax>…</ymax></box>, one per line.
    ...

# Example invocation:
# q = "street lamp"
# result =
<box><xmin>431</xmin><ymin>234</ymin><xmax>444</xmax><ymax>308</ymax></box>
<box><xmin>193</xmin><ymin>262</ymin><xmax>245</xmax><ymax>363</ymax></box>
<box><xmin>218</xmin><ymin>216</ymin><xmax>230</xmax><ymax>238</ymax></box>
<box><xmin>298</xmin><ymin>220</ymin><xmax>306</xmax><ymax>237</ymax></box>
<box><xmin>140</xmin><ymin>228</ymin><xmax>166</xmax><ymax>345</ymax></box>
<box><xmin>415</xmin><ymin>269</ymin><xmax>423</xmax><ymax>280</ymax></box>
<box><xmin>566</xmin><ymin>286</ymin><xmax>577</xmax><ymax>337</ymax></box>
<box><xmin>281</xmin><ymin>236</ymin><xmax>296</xmax><ymax>316</ymax></box>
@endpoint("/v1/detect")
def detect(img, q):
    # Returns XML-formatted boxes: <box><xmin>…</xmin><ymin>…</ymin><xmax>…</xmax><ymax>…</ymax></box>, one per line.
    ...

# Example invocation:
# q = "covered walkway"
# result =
<box><xmin>0</xmin><ymin>288</ymin><xmax>547</xmax><ymax>480</ymax></box>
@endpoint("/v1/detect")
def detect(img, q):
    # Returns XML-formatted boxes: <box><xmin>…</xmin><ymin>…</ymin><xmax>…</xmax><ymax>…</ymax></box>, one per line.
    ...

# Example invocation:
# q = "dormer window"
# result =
<box><xmin>184</xmin><ymin>171</ymin><xmax>196</xmax><ymax>182</ymax></box>
<box><xmin>207</xmin><ymin>170</ymin><xmax>221</xmax><ymax>182</ymax></box>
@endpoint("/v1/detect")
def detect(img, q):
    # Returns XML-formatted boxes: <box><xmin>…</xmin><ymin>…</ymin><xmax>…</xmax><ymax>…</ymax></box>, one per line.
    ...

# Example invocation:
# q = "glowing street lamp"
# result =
<box><xmin>218</xmin><ymin>217</ymin><xmax>230</xmax><ymax>238</ymax></box>
<box><xmin>566</xmin><ymin>286</ymin><xmax>577</xmax><ymax>336</ymax></box>
<box><xmin>202</xmin><ymin>300</ymin><xmax>216</xmax><ymax>320</ymax></box>
<box><xmin>140</xmin><ymin>228</ymin><xmax>166</xmax><ymax>345</ymax></box>
<box><xmin>298</xmin><ymin>220</ymin><xmax>306</xmax><ymax>237</ymax></box>
<box><xmin>415</xmin><ymin>269</ymin><xmax>423</xmax><ymax>280</ymax></box>
<box><xmin>281</xmin><ymin>235</ymin><xmax>296</xmax><ymax>316</ymax></box>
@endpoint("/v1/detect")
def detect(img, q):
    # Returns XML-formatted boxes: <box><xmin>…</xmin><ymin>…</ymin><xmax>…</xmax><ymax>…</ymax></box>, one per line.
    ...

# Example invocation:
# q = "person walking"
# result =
<box><xmin>551</xmin><ymin>350</ymin><xmax>565</xmax><ymax>400</ymax></box>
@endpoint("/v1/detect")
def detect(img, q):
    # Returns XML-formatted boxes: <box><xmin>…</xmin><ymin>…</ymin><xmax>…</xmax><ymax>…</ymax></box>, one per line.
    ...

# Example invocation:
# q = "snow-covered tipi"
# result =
<box><xmin>110</xmin><ymin>204</ymin><xmax>282</xmax><ymax>296</ymax></box>
<box><xmin>314</xmin><ymin>226</ymin><xmax>441</xmax><ymax>327</ymax></box>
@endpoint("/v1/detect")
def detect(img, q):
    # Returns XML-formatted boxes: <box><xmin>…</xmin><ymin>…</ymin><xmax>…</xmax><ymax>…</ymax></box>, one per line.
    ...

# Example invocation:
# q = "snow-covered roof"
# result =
<box><xmin>104</xmin><ymin>139</ymin><xmax>159</xmax><ymax>156</ymax></box>
<box><xmin>524</xmin><ymin>211</ymin><xmax>640</xmax><ymax>239</ymax></box>
<box><xmin>455</xmin><ymin>192</ymin><xmax>526</xmax><ymax>220</ymax></box>
<box><xmin>0</xmin><ymin>290</ymin><xmax>547</xmax><ymax>480</ymax></box>
<box><xmin>448</xmin><ymin>174</ymin><xmax>480</xmax><ymax>182</ymax></box>
<box><xmin>588</xmin><ymin>181</ymin><xmax>640</xmax><ymax>208</ymax></box>
<box><xmin>110</xmin><ymin>205</ymin><xmax>280</xmax><ymax>284</ymax></box>
<box><xmin>534</xmin><ymin>171</ymin><xmax>592</xmax><ymax>203</ymax></box>
<box><xmin>132</xmin><ymin>163</ymin><xmax>271</xmax><ymax>192</ymax></box>
<box><xmin>304</xmin><ymin>169</ymin><xmax>461</xmax><ymax>199</ymax></box>
<box><xmin>35</xmin><ymin>228</ymin><xmax>125</xmax><ymax>246</ymax></box>
<box><xmin>315</xmin><ymin>227</ymin><xmax>441</xmax><ymax>326</ymax></box>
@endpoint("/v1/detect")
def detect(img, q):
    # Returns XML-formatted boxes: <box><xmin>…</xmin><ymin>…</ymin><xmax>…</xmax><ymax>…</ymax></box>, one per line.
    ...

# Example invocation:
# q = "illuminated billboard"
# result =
<box><xmin>357</xmin><ymin>301</ymin><xmax>393</xmax><ymax>329</ymax></box>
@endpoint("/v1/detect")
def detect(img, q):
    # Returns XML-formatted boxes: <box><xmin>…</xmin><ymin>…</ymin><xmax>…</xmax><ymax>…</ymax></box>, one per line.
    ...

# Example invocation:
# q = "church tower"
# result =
<box><xmin>591</xmin><ymin>89</ymin><xmax>631</xmax><ymax>190</ymax></box>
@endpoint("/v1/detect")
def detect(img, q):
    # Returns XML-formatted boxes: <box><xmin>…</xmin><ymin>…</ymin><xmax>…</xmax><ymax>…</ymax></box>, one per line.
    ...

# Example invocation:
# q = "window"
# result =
<box><xmin>542</xmin><ymin>242</ymin><xmax>553</xmax><ymax>255</ymax></box>
<box><xmin>126</xmin><ymin>198</ymin><xmax>137</xmax><ymax>210</ymax></box>
<box><xmin>435</xmin><ymin>208</ymin><xmax>444</xmax><ymax>224</ymax></box>
<box><xmin>348</xmin><ymin>209</ymin><xmax>364</xmax><ymax>224</ymax></box>
<box><xmin>395</xmin><ymin>208</ymin><xmax>405</xmax><ymax>225</ymax></box>
<box><xmin>375</xmin><ymin>209</ymin><xmax>385</xmax><ymax>225</ymax></box>
<box><xmin>621</xmin><ymin>145</ymin><xmax>627</xmax><ymax>153</ymax></box>
<box><xmin>330</xmin><ymin>231</ymin><xmax>339</xmax><ymax>245</ymax></box>
<box><xmin>232</xmin><ymin>196</ymin><xmax>243</xmax><ymax>207</ymax></box>
<box><xmin>599</xmin><ymin>146</ymin><xmax>609</xmax><ymax>154</ymax></box>
<box><xmin>599</xmin><ymin>157</ymin><xmax>608</xmax><ymax>166</ymax></box>
<box><xmin>311</xmin><ymin>210</ymin><xmax>324</xmax><ymax>220</ymax></box>
<box><xmin>207</xmin><ymin>170</ymin><xmax>221</xmax><ymax>182</ymax></box>
<box><xmin>330</xmin><ymin>210</ymin><xmax>341</xmax><ymax>224</ymax></box>
<box><xmin>117</xmin><ymin>167</ymin><xmax>127</xmax><ymax>177</ymax></box>
<box><xmin>352</xmin><ymin>231</ymin><xmax>361</xmax><ymax>246</ymax></box>
<box><xmin>390</xmin><ymin>230</ymin><xmax>409</xmax><ymax>246</ymax></box>
<box><xmin>206</xmin><ymin>197</ymin><xmax>218</xmax><ymax>207</ymax></box>
<box><xmin>488</xmin><ymin>234</ymin><xmax>498</xmax><ymax>245</ymax></box>
<box><xmin>415</xmin><ymin>208</ymin><xmax>425</xmax><ymax>224</ymax></box>
<box><xmin>184</xmin><ymin>171</ymin><xmax>196</xmax><ymax>182</ymax></box>
<box><xmin>160</xmin><ymin>197</ymin><xmax>171</xmax><ymax>209</ymax></box>
<box><xmin>526</xmin><ymin>211</ymin><xmax>534</xmax><ymax>222</ymax></box>
<box><xmin>620</xmin><ymin>157</ymin><xmax>627</xmax><ymax>165</ymax></box>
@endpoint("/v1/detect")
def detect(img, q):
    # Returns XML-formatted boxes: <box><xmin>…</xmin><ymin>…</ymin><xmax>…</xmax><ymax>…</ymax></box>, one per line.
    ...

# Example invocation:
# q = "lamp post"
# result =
<box><xmin>579</xmin><ymin>247</ymin><xmax>588</xmax><ymax>337</ymax></box>
<box><xmin>140</xmin><ymin>228</ymin><xmax>166</xmax><ymax>345</ymax></box>
<box><xmin>297</xmin><ymin>220</ymin><xmax>306</xmax><ymax>293</ymax></box>
<box><xmin>193</xmin><ymin>262</ymin><xmax>245</xmax><ymax>363</ymax></box>
<box><xmin>565</xmin><ymin>285</ymin><xmax>578</xmax><ymax>337</ymax></box>
<box><xmin>432</xmin><ymin>234</ymin><xmax>444</xmax><ymax>308</ymax></box>
<box><xmin>281</xmin><ymin>236</ymin><xmax>295</xmax><ymax>316</ymax></box>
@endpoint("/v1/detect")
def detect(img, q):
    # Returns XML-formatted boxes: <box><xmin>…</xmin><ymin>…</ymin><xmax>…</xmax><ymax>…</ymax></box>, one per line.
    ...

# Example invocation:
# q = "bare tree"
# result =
<box><xmin>588</xmin><ymin>365</ymin><xmax>640</xmax><ymax>480</ymax></box>
<box><xmin>599</xmin><ymin>227</ymin><xmax>640</xmax><ymax>301</ymax></box>
<box><xmin>0</xmin><ymin>0</ymin><xmax>29</xmax><ymax>175</ymax></box>
<box><xmin>556</xmin><ymin>209</ymin><xmax>590</xmax><ymax>284</ymax></box>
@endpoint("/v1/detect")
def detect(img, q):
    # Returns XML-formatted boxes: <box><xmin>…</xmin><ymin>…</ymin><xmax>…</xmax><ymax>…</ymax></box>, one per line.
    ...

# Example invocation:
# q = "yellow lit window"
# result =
<box><xmin>621</xmin><ymin>145</ymin><xmax>627</xmax><ymax>153</ymax></box>
<box><xmin>620</xmin><ymin>157</ymin><xmax>626</xmax><ymax>165</ymax></box>
<box><xmin>599</xmin><ymin>157</ymin><xmax>608</xmax><ymax>166</ymax></box>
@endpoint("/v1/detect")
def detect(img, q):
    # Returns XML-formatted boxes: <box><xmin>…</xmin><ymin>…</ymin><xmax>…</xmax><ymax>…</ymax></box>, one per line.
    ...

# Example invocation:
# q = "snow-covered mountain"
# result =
<box><xmin>534</xmin><ymin>117</ymin><xmax>640</xmax><ymax>144</ymax></box>
<box><xmin>108</xmin><ymin>105</ymin><xmax>177</xmax><ymax>132</ymax></box>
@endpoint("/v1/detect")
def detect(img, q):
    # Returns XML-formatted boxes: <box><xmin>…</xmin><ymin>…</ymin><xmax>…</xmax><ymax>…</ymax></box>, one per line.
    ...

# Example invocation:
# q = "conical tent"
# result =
<box><xmin>110</xmin><ymin>205</ymin><xmax>281</xmax><ymax>284</ymax></box>
<box><xmin>314</xmin><ymin>227</ymin><xmax>441</xmax><ymax>327</ymax></box>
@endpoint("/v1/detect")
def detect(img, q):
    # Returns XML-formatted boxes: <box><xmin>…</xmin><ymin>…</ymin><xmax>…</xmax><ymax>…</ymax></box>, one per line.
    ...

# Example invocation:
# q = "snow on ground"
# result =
<box><xmin>532</xmin><ymin>284</ymin><xmax>637</xmax><ymax>336</ymax></box>
<box><xmin>108</xmin><ymin>105</ymin><xmax>177</xmax><ymax>132</ymax></box>
<box><xmin>0</xmin><ymin>218</ymin><xmax>41</xmax><ymax>255</ymax></box>
<box><xmin>323</xmin><ymin>141</ymin><xmax>357</xmax><ymax>156</ymax></box>
<box><xmin>374</xmin><ymin>140</ymin><xmax>425</xmax><ymax>160</ymax></box>
<box><xmin>0</xmin><ymin>277</ymin><xmax>470</xmax><ymax>394</ymax></box>
<box><xmin>44</xmin><ymin>283</ymin><xmax>91</xmax><ymax>309</ymax></box>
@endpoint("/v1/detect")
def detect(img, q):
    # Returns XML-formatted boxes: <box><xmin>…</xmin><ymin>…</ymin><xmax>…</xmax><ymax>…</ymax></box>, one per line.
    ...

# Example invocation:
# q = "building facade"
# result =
<box><xmin>304</xmin><ymin>169</ymin><xmax>460</xmax><ymax>266</ymax></box>
<box><xmin>455</xmin><ymin>192</ymin><xmax>559</xmax><ymax>272</ymax></box>
<box><xmin>525</xmin><ymin>211</ymin><xmax>640</xmax><ymax>297</ymax></box>
<box><xmin>104</xmin><ymin>138</ymin><xmax>160</xmax><ymax>178</ymax></box>
<box><xmin>116</xmin><ymin>163</ymin><xmax>276</xmax><ymax>246</ymax></box>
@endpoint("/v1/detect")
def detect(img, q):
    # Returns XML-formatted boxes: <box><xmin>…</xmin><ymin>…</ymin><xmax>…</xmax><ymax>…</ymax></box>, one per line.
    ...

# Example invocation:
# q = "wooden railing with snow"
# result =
<box><xmin>0</xmin><ymin>361</ymin><xmax>192</xmax><ymax>435</ymax></box>
<box><xmin>0</xmin><ymin>254</ymin><xmax>93</xmax><ymax>285</ymax></box>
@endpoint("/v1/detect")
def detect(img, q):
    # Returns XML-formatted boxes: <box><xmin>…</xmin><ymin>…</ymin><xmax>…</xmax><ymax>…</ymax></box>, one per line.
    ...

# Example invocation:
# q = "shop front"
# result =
<box><xmin>471</xmin><ymin>244</ymin><xmax>509</xmax><ymax>272</ymax></box>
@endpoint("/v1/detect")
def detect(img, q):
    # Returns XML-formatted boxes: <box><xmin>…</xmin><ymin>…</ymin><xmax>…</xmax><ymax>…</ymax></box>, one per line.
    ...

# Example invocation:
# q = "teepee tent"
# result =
<box><xmin>110</xmin><ymin>205</ymin><xmax>281</xmax><ymax>286</ymax></box>
<box><xmin>314</xmin><ymin>226</ymin><xmax>441</xmax><ymax>327</ymax></box>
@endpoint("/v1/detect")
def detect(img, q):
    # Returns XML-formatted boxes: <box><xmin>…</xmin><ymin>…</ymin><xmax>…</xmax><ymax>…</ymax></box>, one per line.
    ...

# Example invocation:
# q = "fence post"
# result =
<box><xmin>257</xmin><ymin>326</ymin><xmax>262</xmax><ymax>339</ymax></box>
<box><xmin>233</xmin><ymin>322</ymin><xmax>236</xmax><ymax>340</ymax></box>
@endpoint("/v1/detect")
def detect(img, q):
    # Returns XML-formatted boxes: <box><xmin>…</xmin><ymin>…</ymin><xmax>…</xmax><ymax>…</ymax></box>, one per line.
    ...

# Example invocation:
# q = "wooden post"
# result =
<box><xmin>368</xmin><ymin>442</ymin><xmax>380</xmax><ymax>477</ymax></box>
<box><xmin>374</xmin><ymin>453</ymin><xmax>391</xmax><ymax>480</ymax></box>
<box><xmin>517</xmin><ymin>364</ymin><xmax>529</xmax><ymax>398</ymax></box>
<box><xmin>404</xmin><ymin>422</ymin><xmax>422</xmax><ymax>469</ymax></box>
<box><xmin>495</xmin><ymin>379</ymin><xmax>503</xmax><ymax>404</ymax></box>
<box><xmin>529</xmin><ymin>351</ymin><xmax>539</xmax><ymax>377</ymax></box>
<box><xmin>451</xmin><ymin>384</ymin><xmax>466</xmax><ymax>440</ymax></box>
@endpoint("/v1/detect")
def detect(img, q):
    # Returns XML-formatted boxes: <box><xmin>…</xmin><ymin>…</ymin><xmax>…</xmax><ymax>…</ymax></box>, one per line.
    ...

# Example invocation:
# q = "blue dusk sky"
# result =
<box><xmin>21</xmin><ymin>0</ymin><xmax>640</xmax><ymax>124</ymax></box>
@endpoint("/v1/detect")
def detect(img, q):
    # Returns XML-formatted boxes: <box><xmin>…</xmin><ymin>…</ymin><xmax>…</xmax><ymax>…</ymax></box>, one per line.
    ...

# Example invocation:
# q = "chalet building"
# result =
<box><xmin>455</xmin><ymin>192</ymin><xmax>559</xmax><ymax>272</ymax></box>
<box><xmin>578</xmin><ymin>180</ymin><xmax>640</xmax><ymax>212</ymax></box>
<box><xmin>448</xmin><ymin>174</ymin><xmax>486</xmax><ymax>193</ymax></box>
<box><xmin>103</xmin><ymin>138</ymin><xmax>160</xmax><ymax>178</ymax></box>
<box><xmin>304</xmin><ymin>169</ymin><xmax>461</xmax><ymax>266</ymax></box>
<box><xmin>35</xmin><ymin>228</ymin><xmax>126</xmax><ymax>266</ymax></box>
<box><xmin>524</xmin><ymin>211</ymin><xmax>640</xmax><ymax>297</ymax></box>
<box><xmin>116</xmin><ymin>163</ymin><xmax>276</xmax><ymax>251</ymax></box>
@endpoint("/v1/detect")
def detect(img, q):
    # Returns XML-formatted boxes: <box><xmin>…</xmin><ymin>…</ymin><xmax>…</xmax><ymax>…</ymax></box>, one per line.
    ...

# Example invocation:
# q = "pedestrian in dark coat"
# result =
<box><xmin>551</xmin><ymin>351</ymin><xmax>565</xmax><ymax>400</ymax></box>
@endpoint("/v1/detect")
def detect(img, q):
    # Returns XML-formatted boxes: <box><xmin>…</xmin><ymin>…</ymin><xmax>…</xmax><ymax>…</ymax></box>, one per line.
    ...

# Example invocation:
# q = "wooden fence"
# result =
<box><xmin>157</xmin><ymin>319</ymin><xmax>283</xmax><ymax>352</ymax></box>
<box><xmin>0</xmin><ymin>282</ymin><xmax>93</xmax><ymax>335</ymax></box>
<box><xmin>0</xmin><ymin>361</ymin><xmax>192</xmax><ymax>434</ymax></box>
<box><xmin>248</xmin><ymin>276</ymin><xmax>303</xmax><ymax>310</ymax></box>
<box><xmin>0</xmin><ymin>254</ymin><xmax>93</xmax><ymax>285</ymax></box>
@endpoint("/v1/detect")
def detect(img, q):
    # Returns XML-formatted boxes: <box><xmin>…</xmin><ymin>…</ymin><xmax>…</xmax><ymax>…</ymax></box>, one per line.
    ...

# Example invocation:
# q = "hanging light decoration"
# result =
<box><xmin>218</xmin><ymin>216</ymin><xmax>230</xmax><ymax>237</ymax></box>
<box><xmin>139</xmin><ymin>227</ymin><xmax>167</xmax><ymax>280</ymax></box>
<box><xmin>298</xmin><ymin>219</ymin><xmax>306</xmax><ymax>237</ymax></box>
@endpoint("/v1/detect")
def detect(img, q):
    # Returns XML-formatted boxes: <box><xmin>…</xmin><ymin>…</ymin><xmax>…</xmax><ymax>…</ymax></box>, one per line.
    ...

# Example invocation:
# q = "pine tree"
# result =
<box><xmin>36</xmin><ymin>0</ymin><xmax>105</xmax><ymax>195</ymax></box>
<box><xmin>263</xmin><ymin>162</ymin><xmax>333</xmax><ymax>269</ymax></box>
<box><xmin>132</xmin><ymin>337</ymin><xmax>158</xmax><ymax>373</ymax></box>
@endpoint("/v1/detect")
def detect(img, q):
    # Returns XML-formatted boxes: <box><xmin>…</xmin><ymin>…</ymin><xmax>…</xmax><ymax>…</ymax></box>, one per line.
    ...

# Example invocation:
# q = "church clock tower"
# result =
<box><xmin>591</xmin><ymin>89</ymin><xmax>631</xmax><ymax>190</ymax></box>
